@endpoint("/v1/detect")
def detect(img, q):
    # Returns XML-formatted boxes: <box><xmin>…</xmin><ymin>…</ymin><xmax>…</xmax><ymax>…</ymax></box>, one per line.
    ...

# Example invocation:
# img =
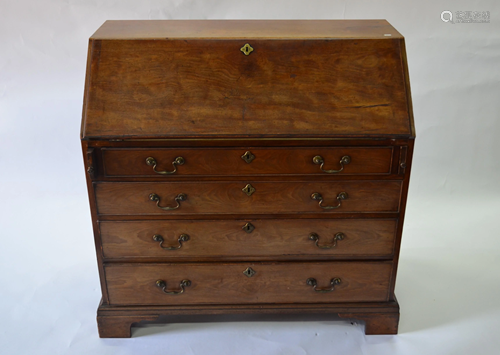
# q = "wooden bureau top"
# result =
<box><xmin>82</xmin><ymin>20</ymin><xmax>414</xmax><ymax>140</ymax></box>
<box><xmin>91</xmin><ymin>20</ymin><xmax>403</xmax><ymax>40</ymax></box>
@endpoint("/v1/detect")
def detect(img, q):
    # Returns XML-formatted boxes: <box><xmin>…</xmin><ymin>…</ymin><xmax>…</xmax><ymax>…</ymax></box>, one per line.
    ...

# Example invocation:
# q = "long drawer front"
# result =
<box><xmin>105</xmin><ymin>262</ymin><xmax>392</xmax><ymax>305</ymax></box>
<box><xmin>102</xmin><ymin>147</ymin><xmax>393</xmax><ymax>177</ymax></box>
<box><xmin>94</xmin><ymin>181</ymin><xmax>402</xmax><ymax>215</ymax></box>
<box><xmin>100</xmin><ymin>219</ymin><xmax>397</xmax><ymax>259</ymax></box>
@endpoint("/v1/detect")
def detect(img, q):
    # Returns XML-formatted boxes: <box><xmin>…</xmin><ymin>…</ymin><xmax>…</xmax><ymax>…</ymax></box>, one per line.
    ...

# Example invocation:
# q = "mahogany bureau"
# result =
<box><xmin>81</xmin><ymin>20</ymin><xmax>415</xmax><ymax>338</ymax></box>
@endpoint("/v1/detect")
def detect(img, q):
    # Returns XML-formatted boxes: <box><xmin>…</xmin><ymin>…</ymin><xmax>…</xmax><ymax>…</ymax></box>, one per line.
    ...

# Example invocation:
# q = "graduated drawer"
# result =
<box><xmin>105</xmin><ymin>261</ymin><xmax>393</xmax><ymax>305</ymax></box>
<box><xmin>101</xmin><ymin>147</ymin><xmax>393</xmax><ymax>177</ymax></box>
<box><xmin>94</xmin><ymin>181</ymin><xmax>402</xmax><ymax>215</ymax></box>
<box><xmin>100</xmin><ymin>219</ymin><xmax>397</xmax><ymax>260</ymax></box>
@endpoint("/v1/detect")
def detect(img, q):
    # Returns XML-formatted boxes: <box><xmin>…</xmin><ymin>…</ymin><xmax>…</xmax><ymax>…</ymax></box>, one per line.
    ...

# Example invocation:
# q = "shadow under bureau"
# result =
<box><xmin>81</xmin><ymin>20</ymin><xmax>415</xmax><ymax>337</ymax></box>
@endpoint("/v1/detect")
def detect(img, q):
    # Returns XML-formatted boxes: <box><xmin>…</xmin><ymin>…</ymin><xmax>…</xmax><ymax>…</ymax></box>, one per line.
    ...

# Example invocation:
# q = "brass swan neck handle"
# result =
<box><xmin>146</xmin><ymin>156</ymin><xmax>185</xmax><ymax>175</ymax></box>
<box><xmin>310</xmin><ymin>192</ymin><xmax>348</xmax><ymax>210</ymax></box>
<box><xmin>149</xmin><ymin>193</ymin><xmax>187</xmax><ymax>211</ymax></box>
<box><xmin>156</xmin><ymin>279</ymin><xmax>191</xmax><ymax>295</ymax></box>
<box><xmin>309</xmin><ymin>232</ymin><xmax>345</xmax><ymax>249</ymax></box>
<box><xmin>153</xmin><ymin>234</ymin><xmax>190</xmax><ymax>250</ymax></box>
<box><xmin>306</xmin><ymin>278</ymin><xmax>341</xmax><ymax>293</ymax></box>
<box><xmin>313</xmin><ymin>155</ymin><xmax>351</xmax><ymax>174</ymax></box>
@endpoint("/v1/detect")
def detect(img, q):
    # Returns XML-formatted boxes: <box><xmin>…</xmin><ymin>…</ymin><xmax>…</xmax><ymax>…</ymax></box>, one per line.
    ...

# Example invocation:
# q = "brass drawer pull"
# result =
<box><xmin>306</xmin><ymin>278</ymin><xmax>341</xmax><ymax>293</ymax></box>
<box><xmin>145</xmin><ymin>156</ymin><xmax>184</xmax><ymax>175</ymax></box>
<box><xmin>156</xmin><ymin>279</ymin><xmax>191</xmax><ymax>295</ymax></box>
<box><xmin>149</xmin><ymin>193</ymin><xmax>187</xmax><ymax>211</ymax></box>
<box><xmin>313</xmin><ymin>155</ymin><xmax>351</xmax><ymax>173</ymax></box>
<box><xmin>310</xmin><ymin>192</ymin><xmax>348</xmax><ymax>209</ymax></box>
<box><xmin>309</xmin><ymin>232</ymin><xmax>345</xmax><ymax>249</ymax></box>
<box><xmin>153</xmin><ymin>234</ymin><xmax>190</xmax><ymax>250</ymax></box>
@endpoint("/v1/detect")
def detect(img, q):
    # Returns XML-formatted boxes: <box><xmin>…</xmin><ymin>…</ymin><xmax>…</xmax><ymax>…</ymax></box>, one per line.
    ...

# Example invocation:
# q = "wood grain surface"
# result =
<box><xmin>94</xmin><ymin>180</ymin><xmax>402</xmax><ymax>215</ymax></box>
<box><xmin>100</xmin><ymin>219</ymin><xmax>397</xmax><ymax>259</ymax></box>
<box><xmin>96</xmin><ymin>301</ymin><xmax>400</xmax><ymax>337</ymax></box>
<box><xmin>105</xmin><ymin>261</ymin><xmax>393</xmax><ymax>305</ymax></box>
<box><xmin>91</xmin><ymin>20</ymin><xmax>403</xmax><ymax>40</ymax></box>
<box><xmin>102</xmin><ymin>147</ymin><xmax>393</xmax><ymax>177</ymax></box>
<box><xmin>82</xmin><ymin>38</ymin><xmax>411</xmax><ymax>139</ymax></box>
<box><xmin>82</xmin><ymin>20</ymin><xmax>415</xmax><ymax>336</ymax></box>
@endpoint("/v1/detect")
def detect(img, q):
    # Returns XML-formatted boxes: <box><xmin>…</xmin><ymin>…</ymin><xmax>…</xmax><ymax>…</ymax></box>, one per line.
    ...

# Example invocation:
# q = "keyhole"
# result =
<box><xmin>241</xmin><ymin>151</ymin><xmax>255</xmax><ymax>163</ymax></box>
<box><xmin>243</xmin><ymin>267</ymin><xmax>256</xmax><ymax>277</ymax></box>
<box><xmin>242</xmin><ymin>184</ymin><xmax>256</xmax><ymax>196</ymax></box>
<box><xmin>240</xmin><ymin>43</ymin><xmax>254</xmax><ymax>56</ymax></box>
<box><xmin>242</xmin><ymin>222</ymin><xmax>255</xmax><ymax>233</ymax></box>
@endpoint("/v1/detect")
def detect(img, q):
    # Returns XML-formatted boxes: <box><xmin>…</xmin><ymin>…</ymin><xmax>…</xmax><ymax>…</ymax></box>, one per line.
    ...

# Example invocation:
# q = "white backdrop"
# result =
<box><xmin>1</xmin><ymin>1</ymin><xmax>499</xmax><ymax>354</ymax></box>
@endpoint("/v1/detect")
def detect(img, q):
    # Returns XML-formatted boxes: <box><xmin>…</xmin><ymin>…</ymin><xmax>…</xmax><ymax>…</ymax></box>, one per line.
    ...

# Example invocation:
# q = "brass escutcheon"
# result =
<box><xmin>241</xmin><ymin>151</ymin><xmax>255</xmax><ymax>163</ymax></box>
<box><xmin>242</xmin><ymin>222</ymin><xmax>255</xmax><ymax>233</ymax></box>
<box><xmin>243</xmin><ymin>267</ymin><xmax>256</xmax><ymax>278</ymax></box>
<box><xmin>242</xmin><ymin>184</ymin><xmax>256</xmax><ymax>196</ymax></box>
<box><xmin>240</xmin><ymin>43</ymin><xmax>254</xmax><ymax>55</ymax></box>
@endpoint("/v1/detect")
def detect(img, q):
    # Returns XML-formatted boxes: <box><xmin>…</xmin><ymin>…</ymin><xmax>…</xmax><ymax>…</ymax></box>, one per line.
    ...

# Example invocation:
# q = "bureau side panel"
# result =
<box><xmin>388</xmin><ymin>139</ymin><xmax>414</xmax><ymax>300</ymax></box>
<box><xmin>82</xmin><ymin>140</ymin><xmax>109</xmax><ymax>304</ymax></box>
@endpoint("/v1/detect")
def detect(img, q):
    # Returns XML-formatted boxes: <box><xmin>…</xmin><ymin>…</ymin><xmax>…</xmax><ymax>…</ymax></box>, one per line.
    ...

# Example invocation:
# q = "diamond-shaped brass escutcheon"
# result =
<box><xmin>241</xmin><ymin>151</ymin><xmax>255</xmax><ymax>163</ymax></box>
<box><xmin>243</xmin><ymin>267</ymin><xmax>256</xmax><ymax>278</ymax></box>
<box><xmin>240</xmin><ymin>43</ymin><xmax>254</xmax><ymax>56</ymax></box>
<box><xmin>242</xmin><ymin>222</ymin><xmax>255</xmax><ymax>233</ymax></box>
<box><xmin>242</xmin><ymin>183</ymin><xmax>256</xmax><ymax>196</ymax></box>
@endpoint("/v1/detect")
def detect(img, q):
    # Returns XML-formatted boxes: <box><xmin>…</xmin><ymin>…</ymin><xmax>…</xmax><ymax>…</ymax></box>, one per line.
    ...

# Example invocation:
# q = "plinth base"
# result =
<box><xmin>96</xmin><ymin>299</ymin><xmax>400</xmax><ymax>338</ymax></box>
